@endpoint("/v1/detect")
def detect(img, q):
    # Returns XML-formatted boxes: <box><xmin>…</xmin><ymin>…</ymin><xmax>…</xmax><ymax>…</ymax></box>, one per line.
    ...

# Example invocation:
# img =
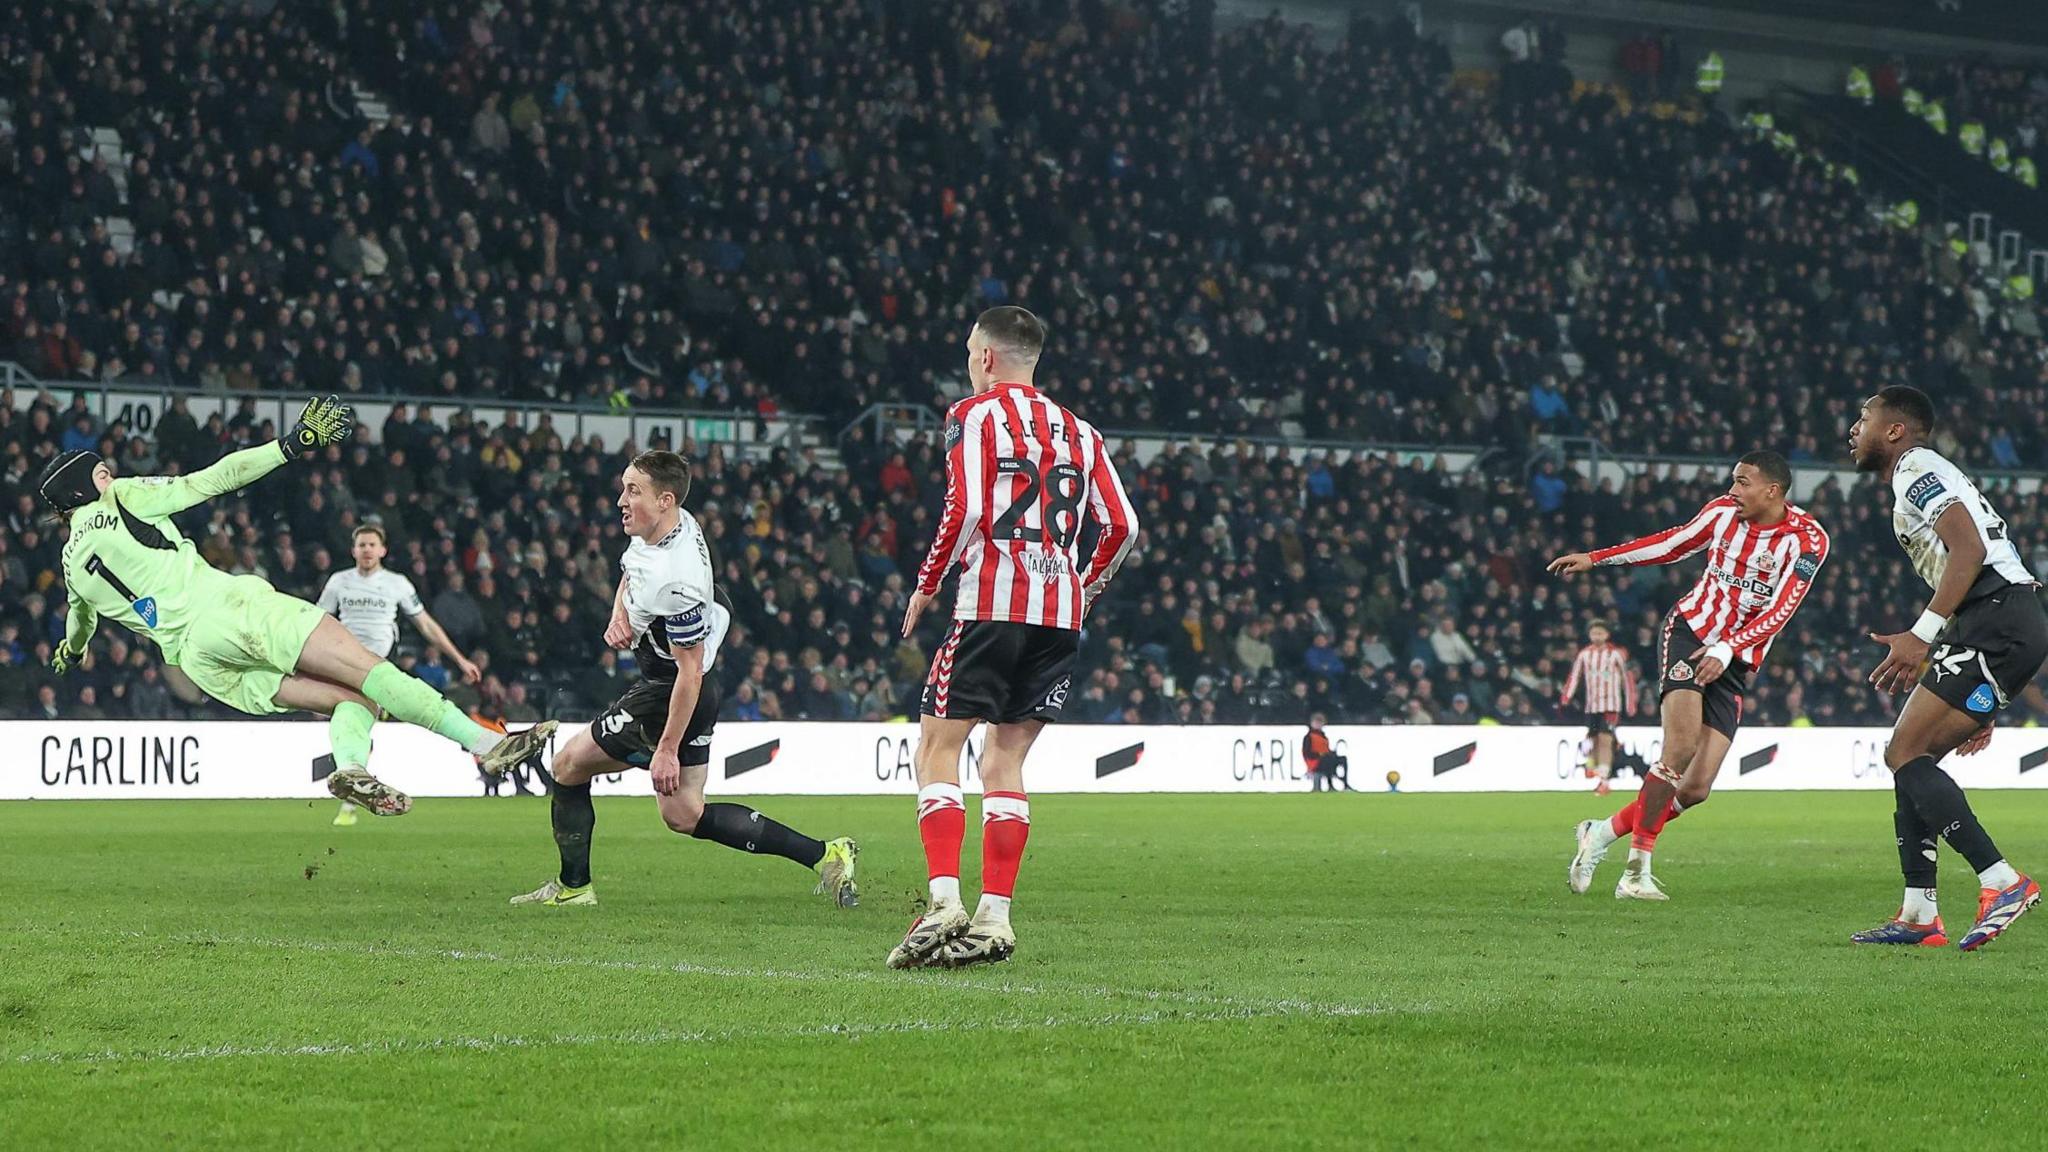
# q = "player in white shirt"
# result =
<box><xmin>1850</xmin><ymin>386</ymin><xmax>2047</xmax><ymax>951</ymax></box>
<box><xmin>505</xmin><ymin>450</ymin><xmax>859</xmax><ymax>908</ymax></box>
<box><xmin>320</xmin><ymin>524</ymin><xmax>482</xmax><ymax>825</ymax></box>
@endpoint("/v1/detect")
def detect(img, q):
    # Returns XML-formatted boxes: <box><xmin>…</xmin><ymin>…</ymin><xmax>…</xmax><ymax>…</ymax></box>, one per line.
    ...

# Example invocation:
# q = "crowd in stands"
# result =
<box><xmin>3</xmin><ymin>0</ymin><xmax>2047</xmax><ymax>460</ymax></box>
<box><xmin>5</xmin><ymin>1</ymin><xmax>2048</xmax><ymax>728</ymax></box>
<box><xmin>6</xmin><ymin>387</ymin><xmax>2048</xmax><ymax>729</ymax></box>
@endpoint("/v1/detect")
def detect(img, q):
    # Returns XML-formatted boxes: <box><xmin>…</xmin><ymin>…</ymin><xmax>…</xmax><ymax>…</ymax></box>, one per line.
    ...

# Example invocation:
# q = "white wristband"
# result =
<box><xmin>1910</xmin><ymin>610</ymin><xmax>1948</xmax><ymax>644</ymax></box>
<box><xmin>1704</xmin><ymin>642</ymin><xmax>1733</xmax><ymax>668</ymax></box>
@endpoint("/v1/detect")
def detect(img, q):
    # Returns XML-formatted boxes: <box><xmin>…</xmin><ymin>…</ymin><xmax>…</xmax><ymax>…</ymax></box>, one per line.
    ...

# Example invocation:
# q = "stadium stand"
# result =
<box><xmin>4</xmin><ymin>1</ymin><xmax>2048</xmax><ymax>727</ymax></box>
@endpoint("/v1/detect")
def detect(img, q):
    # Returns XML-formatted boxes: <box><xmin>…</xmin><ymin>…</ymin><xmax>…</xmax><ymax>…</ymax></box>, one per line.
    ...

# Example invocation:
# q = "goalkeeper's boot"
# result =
<box><xmin>332</xmin><ymin>801</ymin><xmax>359</xmax><ymax>827</ymax></box>
<box><xmin>931</xmin><ymin>913</ymin><xmax>1017</xmax><ymax>969</ymax></box>
<box><xmin>815</xmin><ymin>837</ymin><xmax>860</xmax><ymax>908</ymax></box>
<box><xmin>327</xmin><ymin>768</ymin><xmax>411</xmax><ymax>816</ymax></box>
<box><xmin>1567</xmin><ymin>818</ymin><xmax>1609</xmax><ymax>894</ymax></box>
<box><xmin>1615</xmin><ymin>864</ymin><xmax>1668</xmax><ymax>901</ymax></box>
<box><xmin>509</xmin><ymin>879</ymin><xmax>597</xmax><ymax>906</ymax></box>
<box><xmin>481</xmin><ymin>720</ymin><xmax>558</xmax><ymax>777</ymax></box>
<box><xmin>886</xmin><ymin>901</ymin><xmax>970</xmax><ymax>969</ymax></box>
<box><xmin>1850</xmin><ymin>916</ymin><xmax>1949</xmax><ymax>948</ymax></box>
<box><xmin>1958</xmin><ymin>874</ymin><xmax>2042</xmax><ymax>952</ymax></box>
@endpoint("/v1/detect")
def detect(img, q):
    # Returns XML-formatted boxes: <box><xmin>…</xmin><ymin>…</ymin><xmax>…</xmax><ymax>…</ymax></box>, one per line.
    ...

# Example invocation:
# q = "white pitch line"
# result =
<box><xmin>8</xmin><ymin>925</ymin><xmax>1396</xmax><ymax>1022</ymax></box>
<box><xmin>13</xmin><ymin>1005</ymin><xmax>1361</xmax><ymax>1067</ymax></box>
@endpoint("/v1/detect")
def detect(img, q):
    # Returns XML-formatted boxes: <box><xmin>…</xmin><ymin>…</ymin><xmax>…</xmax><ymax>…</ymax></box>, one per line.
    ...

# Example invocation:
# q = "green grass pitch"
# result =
<box><xmin>4</xmin><ymin>791</ymin><xmax>2047</xmax><ymax>1149</ymax></box>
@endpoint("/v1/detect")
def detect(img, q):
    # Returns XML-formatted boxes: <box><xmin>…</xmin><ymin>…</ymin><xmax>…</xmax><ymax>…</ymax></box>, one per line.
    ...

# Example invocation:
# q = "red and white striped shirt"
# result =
<box><xmin>1562</xmin><ymin>642</ymin><xmax>1639</xmax><ymax>715</ymax></box>
<box><xmin>1591</xmin><ymin>495</ymin><xmax>1830</xmax><ymax>669</ymax></box>
<box><xmin>915</xmin><ymin>381</ymin><xmax>1139</xmax><ymax>630</ymax></box>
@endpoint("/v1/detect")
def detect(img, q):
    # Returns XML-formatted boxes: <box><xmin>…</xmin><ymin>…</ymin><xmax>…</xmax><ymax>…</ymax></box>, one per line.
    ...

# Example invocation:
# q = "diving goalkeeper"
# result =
<box><xmin>35</xmin><ymin>396</ymin><xmax>554</xmax><ymax>813</ymax></box>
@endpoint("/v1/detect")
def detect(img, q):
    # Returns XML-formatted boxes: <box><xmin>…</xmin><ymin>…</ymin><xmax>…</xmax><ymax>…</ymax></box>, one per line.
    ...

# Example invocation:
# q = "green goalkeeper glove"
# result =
<box><xmin>283</xmin><ymin>394</ymin><xmax>356</xmax><ymax>459</ymax></box>
<box><xmin>51</xmin><ymin>640</ymin><xmax>83</xmax><ymax>676</ymax></box>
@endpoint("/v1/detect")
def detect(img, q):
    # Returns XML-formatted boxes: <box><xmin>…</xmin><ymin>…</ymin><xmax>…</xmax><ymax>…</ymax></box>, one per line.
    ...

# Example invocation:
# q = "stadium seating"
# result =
<box><xmin>3</xmin><ymin>1</ymin><xmax>2047</xmax><ymax>458</ymax></box>
<box><xmin>6</xmin><ymin>385</ymin><xmax>2048</xmax><ymax>728</ymax></box>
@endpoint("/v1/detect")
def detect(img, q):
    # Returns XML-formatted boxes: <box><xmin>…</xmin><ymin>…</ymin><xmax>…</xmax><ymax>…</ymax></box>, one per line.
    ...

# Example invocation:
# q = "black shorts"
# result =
<box><xmin>1658</xmin><ymin>612</ymin><xmax>1751</xmax><ymax>740</ymax></box>
<box><xmin>1584</xmin><ymin>711</ymin><xmax>1620</xmax><ymax>735</ymax></box>
<box><xmin>920</xmin><ymin>620</ymin><xmax>1079</xmax><ymax>724</ymax></box>
<box><xmin>1921</xmin><ymin>586</ymin><xmax>2048</xmax><ymax>726</ymax></box>
<box><xmin>590</xmin><ymin>674</ymin><xmax>720</xmax><ymax>768</ymax></box>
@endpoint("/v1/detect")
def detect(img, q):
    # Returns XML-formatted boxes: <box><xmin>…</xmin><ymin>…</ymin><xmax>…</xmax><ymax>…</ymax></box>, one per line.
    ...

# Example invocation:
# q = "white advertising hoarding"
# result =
<box><xmin>6</xmin><ymin>721</ymin><xmax>2048</xmax><ymax>800</ymax></box>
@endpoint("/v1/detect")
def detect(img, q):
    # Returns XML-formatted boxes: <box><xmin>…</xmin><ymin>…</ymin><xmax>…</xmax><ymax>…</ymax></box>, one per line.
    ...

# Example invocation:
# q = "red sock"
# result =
<box><xmin>1632</xmin><ymin>799</ymin><xmax>1684</xmax><ymax>852</ymax></box>
<box><xmin>1609</xmin><ymin>798</ymin><xmax>1642</xmax><ymax>838</ymax></box>
<box><xmin>981</xmin><ymin>791</ymin><xmax>1031</xmax><ymax>900</ymax></box>
<box><xmin>917</xmin><ymin>782</ymin><xmax>965</xmax><ymax>894</ymax></box>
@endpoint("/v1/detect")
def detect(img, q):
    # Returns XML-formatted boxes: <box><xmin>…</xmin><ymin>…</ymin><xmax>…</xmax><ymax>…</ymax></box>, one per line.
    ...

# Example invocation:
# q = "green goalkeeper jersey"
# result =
<box><xmin>59</xmin><ymin>443</ymin><xmax>291</xmax><ymax>663</ymax></box>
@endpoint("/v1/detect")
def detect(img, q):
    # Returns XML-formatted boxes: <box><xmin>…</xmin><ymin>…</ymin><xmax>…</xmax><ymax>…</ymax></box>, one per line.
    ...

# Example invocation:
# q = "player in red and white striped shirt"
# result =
<box><xmin>1561</xmin><ymin>621</ymin><xmax>1639</xmax><ymax>794</ymax></box>
<box><xmin>888</xmin><ymin>305</ymin><xmax>1139</xmax><ymax>971</ymax></box>
<box><xmin>1550</xmin><ymin>452</ymin><xmax>1829</xmax><ymax>900</ymax></box>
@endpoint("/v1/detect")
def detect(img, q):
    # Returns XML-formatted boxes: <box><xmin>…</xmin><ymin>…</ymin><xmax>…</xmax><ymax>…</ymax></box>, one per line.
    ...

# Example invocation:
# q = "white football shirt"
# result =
<box><xmin>317</xmin><ymin>566</ymin><xmax>425</xmax><ymax>658</ymax></box>
<box><xmin>1890</xmin><ymin>446</ymin><xmax>2037</xmax><ymax>592</ymax></box>
<box><xmin>622</xmin><ymin>513</ymin><xmax>728</xmax><ymax>673</ymax></box>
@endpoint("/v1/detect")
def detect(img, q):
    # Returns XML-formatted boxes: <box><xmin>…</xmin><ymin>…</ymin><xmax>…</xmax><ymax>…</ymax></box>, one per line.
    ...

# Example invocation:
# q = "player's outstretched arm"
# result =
<box><xmin>1558</xmin><ymin>498</ymin><xmax>1734</xmax><ymax>574</ymax></box>
<box><xmin>113</xmin><ymin>397</ymin><xmax>356</xmax><ymax>518</ymax></box>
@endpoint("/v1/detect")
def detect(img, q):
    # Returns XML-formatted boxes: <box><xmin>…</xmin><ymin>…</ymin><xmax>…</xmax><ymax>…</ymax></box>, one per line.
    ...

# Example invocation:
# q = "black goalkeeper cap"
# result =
<box><xmin>36</xmin><ymin>449</ymin><xmax>104</xmax><ymax>511</ymax></box>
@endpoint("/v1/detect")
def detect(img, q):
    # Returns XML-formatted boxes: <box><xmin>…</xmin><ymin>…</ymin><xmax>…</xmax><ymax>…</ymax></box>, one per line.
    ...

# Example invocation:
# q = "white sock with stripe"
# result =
<box><xmin>1901</xmin><ymin>886</ymin><xmax>1939</xmax><ymax>925</ymax></box>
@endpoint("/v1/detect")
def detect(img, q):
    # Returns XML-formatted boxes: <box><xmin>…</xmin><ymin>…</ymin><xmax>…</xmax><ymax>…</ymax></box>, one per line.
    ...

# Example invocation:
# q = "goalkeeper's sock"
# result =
<box><xmin>691</xmin><ymin>803</ymin><xmax>827</xmax><ymax>868</ymax></box>
<box><xmin>918</xmin><ymin>782</ymin><xmax>966</xmax><ymax>907</ymax></box>
<box><xmin>552</xmin><ymin>781</ymin><xmax>595</xmax><ymax>889</ymax></box>
<box><xmin>361</xmin><ymin>662</ymin><xmax>502</xmax><ymax>755</ymax></box>
<box><xmin>328</xmin><ymin>700</ymin><xmax>376</xmax><ymax>771</ymax></box>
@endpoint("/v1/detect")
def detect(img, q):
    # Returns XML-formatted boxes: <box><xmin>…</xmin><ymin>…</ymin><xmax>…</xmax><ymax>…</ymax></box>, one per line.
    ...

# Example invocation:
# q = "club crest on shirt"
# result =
<box><xmin>1754</xmin><ymin>551</ymin><xmax>1777</xmax><ymax>572</ymax></box>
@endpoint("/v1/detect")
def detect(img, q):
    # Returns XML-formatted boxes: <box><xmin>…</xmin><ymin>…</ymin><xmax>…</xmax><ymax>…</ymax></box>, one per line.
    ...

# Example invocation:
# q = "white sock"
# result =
<box><xmin>976</xmin><ymin>893</ymin><xmax>1012</xmax><ymax>923</ymax></box>
<box><xmin>1901</xmin><ymin>886</ymin><xmax>1939</xmax><ymax>924</ymax></box>
<box><xmin>1626</xmin><ymin>847</ymin><xmax>1652</xmax><ymax>872</ymax></box>
<box><xmin>1978</xmin><ymin>861</ymin><xmax>2020</xmax><ymax>891</ymax></box>
<box><xmin>1589</xmin><ymin>819</ymin><xmax>1620</xmax><ymax>849</ymax></box>
<box><xmin>929</xmin><ymin>876</ymin><xmax>961</xmax><ymax>907</ymax></box>
<box><xmin>469</xmin><ymin>729</ymin><xmax>504</xmax><ymax>756</ymax></box>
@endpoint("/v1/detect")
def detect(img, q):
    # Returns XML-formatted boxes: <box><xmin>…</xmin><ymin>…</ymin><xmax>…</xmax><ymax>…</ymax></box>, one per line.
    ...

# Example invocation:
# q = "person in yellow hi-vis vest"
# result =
<box><xmin>1742</xmin><ymin>110</ymin><xmax>1774</xmax><ymax>137</ymax></box>
<box><xmin>1696</xmin><ymin>51</ymin><xmax>1723</xmax><ymax>95</ymax></box>
<box><xmin>1846</xmin><ymin>66</ymin><xmax>1873</xmax><ymax>104</ymax></box>
<box><xmin>1888</xmin><ymin>200</ymin><xmax>1919</xmax><ymax>231</ymax></box>
<box><xmin>2017</xmin><ymin>156</ymin><xmax>2039</xmax><ymax>189</ymax></box>
<box><xmin>1902</xmin><ymin>87</ymin><xmax>1925</xmax><ymax>116</ymax></box>
<box><xmin>2005</xmin><ymin>272</ymin><xmax>2033</xmax><ymax>302</ymax></box>
<box><xmin>1990</xmin><ymin>138</ymin><xmax>2012</xmax><ymax>173</ymax></box>
<box><xmin>1960</xmin><ymin>121</ymin><xmax>1986</xmax><ymax>157</ymax></box>
<box><xmin>1922</xmin><ymin>99</ymin><xmax>1947</xmax><ymax>135</ymax></box>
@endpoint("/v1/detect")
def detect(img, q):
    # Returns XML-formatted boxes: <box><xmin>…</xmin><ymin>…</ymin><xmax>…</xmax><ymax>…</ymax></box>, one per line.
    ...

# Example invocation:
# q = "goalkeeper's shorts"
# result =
<box><xmin>174</xmin><ymin>574</ymin><xmax>326</xmax><ymax>716</ymax></box>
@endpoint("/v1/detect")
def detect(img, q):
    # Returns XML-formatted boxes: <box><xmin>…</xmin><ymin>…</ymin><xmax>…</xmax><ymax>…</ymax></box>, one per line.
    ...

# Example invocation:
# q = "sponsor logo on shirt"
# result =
<box><xmin>1906</xmin><ymin>473</ymin><xmax>1948</xmax><ymax>511</ymax></box>
<box><xmin>1793</xmin><ymin>553</ymin><xmax>1821</xmax><ymax>581</ymax></box>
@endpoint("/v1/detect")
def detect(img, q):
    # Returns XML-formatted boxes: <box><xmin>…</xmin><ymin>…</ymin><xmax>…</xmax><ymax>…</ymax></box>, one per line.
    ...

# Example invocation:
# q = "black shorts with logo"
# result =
<box><xmin>1658</xmin><ymin>611</ymin><xmax>1752</xmax><ymax>740</ymax></box>
<box><xmin>921</xmin><ymin>620</ymin><xmax>1079</xmax><ymax>724</ymax></box>
<box><xmin>1921</xmin><ymin>585</ymin><xmax>2048</xmax><ymax>726</ymax></box>
<box><xmin>590</xmin><ymin>673</ymin><xmax>721</xmax><ymax>768</ymax></box>
<box><xmin>1584</xmin><ymin>711</ymin><xmax>1621</xmax><ymax>735</ymax></box>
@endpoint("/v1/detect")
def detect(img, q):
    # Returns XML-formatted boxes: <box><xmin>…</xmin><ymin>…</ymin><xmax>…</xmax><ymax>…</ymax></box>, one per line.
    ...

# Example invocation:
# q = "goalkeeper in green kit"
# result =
<box><xmin>35</xmin><ymin>396</ymin><xmax>554</xmax><ymax>813</ymax></box>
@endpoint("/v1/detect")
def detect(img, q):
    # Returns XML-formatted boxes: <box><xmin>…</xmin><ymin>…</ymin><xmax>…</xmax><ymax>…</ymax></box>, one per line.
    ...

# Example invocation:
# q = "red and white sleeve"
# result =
<box><xmin>1590</xmin><ymin>498</ymin><xmax>1731</xmax><ymax>568</ymax></box>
